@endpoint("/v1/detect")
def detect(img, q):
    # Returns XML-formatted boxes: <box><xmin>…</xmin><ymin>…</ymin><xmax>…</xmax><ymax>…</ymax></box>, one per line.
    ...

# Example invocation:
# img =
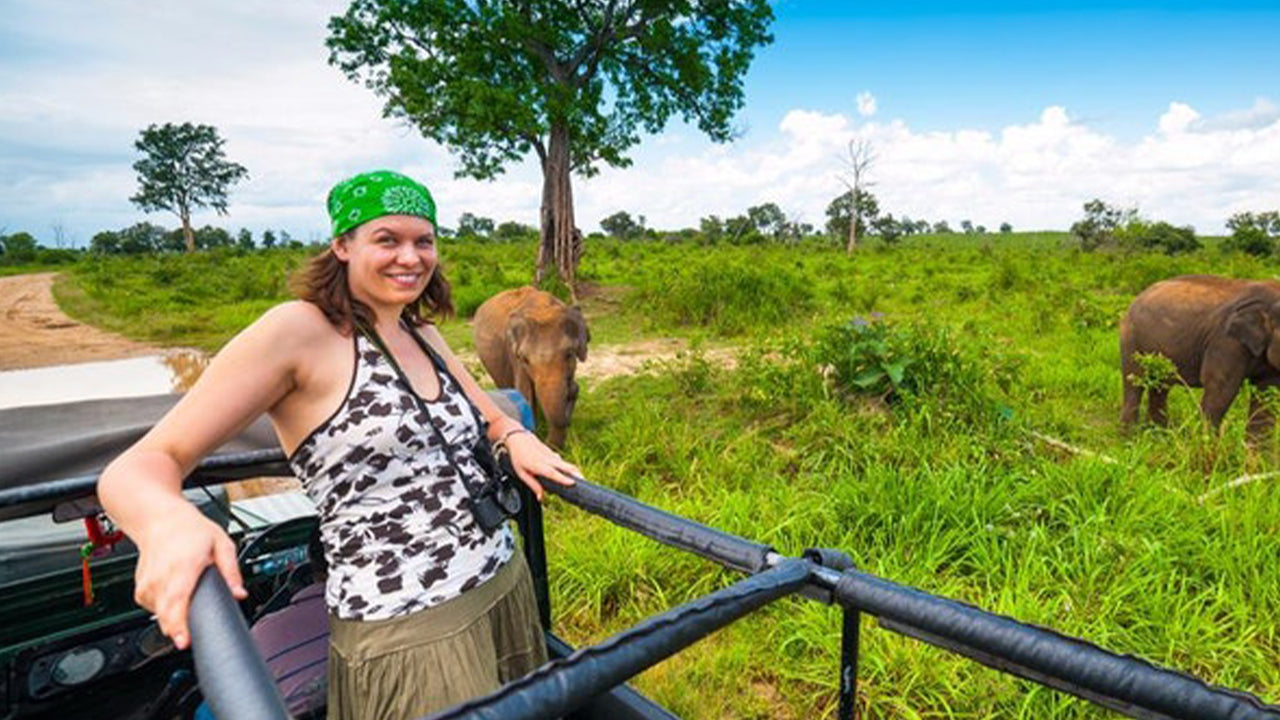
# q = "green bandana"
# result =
<box><xmin>327</xmin><ymin>170</ymin><xmax>438</xmax><ymax>237</ymax></box>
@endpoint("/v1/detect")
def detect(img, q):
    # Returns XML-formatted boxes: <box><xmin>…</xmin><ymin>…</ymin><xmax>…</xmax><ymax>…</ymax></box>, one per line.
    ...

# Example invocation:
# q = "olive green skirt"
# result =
<box><xmin>327</xmin><ymin>553</ymin><xmax>547</xmax><ymax>720</ymax></box>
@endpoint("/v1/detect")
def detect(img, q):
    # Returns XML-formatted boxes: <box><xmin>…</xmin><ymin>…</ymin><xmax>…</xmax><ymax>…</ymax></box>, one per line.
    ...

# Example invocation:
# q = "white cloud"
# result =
<box><xmin>569</xmin><ymin>100</ymin><xmax>1280</xmax><ymax>235</ymax></box>
<box><xmin>1158</xmin><ymin>103</ymin><xmax>1201</xmax><ymax>136</ymax></box>
<box><xmin>1193</xmin><ymin>98</ymin><xmax>1280</xmax><ymax>133</ymax></box>
<box><xmin>856</xmin><ymin>91</ymin><xmax>878</xmax><ymax>118</ymax></box>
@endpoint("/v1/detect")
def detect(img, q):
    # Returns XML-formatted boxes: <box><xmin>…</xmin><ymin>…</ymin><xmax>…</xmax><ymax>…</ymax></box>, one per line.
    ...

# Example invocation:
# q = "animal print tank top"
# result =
<box><xmin>288</xmin><ymin>327</ymin><xmax>515</xmax><ymax>621</ymax></box>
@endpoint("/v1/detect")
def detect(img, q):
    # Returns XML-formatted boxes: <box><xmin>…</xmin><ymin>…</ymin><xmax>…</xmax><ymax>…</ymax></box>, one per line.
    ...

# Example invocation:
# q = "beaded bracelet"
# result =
<box><xmin>498</xmin><ymin>427</ymin><xmax>532</xmax><ymax>445</ymax></box>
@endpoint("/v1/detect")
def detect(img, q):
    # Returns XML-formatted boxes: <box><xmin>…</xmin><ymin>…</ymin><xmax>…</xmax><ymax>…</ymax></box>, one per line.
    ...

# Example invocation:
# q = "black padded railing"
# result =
<box><xmin>0</xmin><ymin>448</ymin><xmax>292</xmax><ymax>516</ymax></box>
<box><xmin>189</xmin><ymin>567</ymin><xmax>290</xmax><ymax>720</ymax></box>
<box><xmin>544</xmin><ymin>478</ymin><xmax>774</xmax><ymax>575</ymax></box>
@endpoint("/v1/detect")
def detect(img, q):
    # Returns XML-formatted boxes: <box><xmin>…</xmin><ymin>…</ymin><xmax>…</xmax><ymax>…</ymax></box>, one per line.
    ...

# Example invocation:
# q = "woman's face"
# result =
<box><xmin>333</xmin><ymin>214</ymin><xmax>438</xmax><ymax>313</ymax></box>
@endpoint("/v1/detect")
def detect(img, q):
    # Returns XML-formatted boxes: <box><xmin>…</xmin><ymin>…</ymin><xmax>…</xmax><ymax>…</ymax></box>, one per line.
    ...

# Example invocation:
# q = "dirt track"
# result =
<box><xmin>0</xmin><ymin>272</ymin><xmax>725</xmax><ymax>380</ymax></box>
<box><xmin>0</xmin><ymin>273</ymin><xmax>157</xmax><ymax>371</ymax></box>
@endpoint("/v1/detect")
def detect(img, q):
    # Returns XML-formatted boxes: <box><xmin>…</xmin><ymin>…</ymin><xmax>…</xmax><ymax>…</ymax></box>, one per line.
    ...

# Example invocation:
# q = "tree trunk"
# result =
<box><xmin>846</xmin><ymin>202</ymin><xmax>857</xmax><ymax>255</ymax></box>
<box><xmin>181</xmin><ymin>212</ymin><xmax>195</xmax><ymax>253</ymax></box>
<box><xmin>536</xmin><ymin>122</ymin><xmax>579</xmax><ymax>300</ymax></box>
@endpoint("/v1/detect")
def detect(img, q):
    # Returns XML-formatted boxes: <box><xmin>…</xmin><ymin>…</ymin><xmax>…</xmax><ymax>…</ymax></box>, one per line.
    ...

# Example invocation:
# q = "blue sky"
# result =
<box><xmin>1</xmin><ymin>1</ymin><xmax>1277</xmax><ymax>246</ymax></box>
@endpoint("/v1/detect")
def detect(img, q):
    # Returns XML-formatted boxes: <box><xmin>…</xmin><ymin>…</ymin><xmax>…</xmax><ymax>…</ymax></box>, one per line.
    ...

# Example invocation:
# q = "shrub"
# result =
<box><xmin>739</xmin><ymin>317</ymin><xmax>1010</xmax><ymax>429</ymax></box>
<box><xmin>1222</xmin><ymin>225</ymin><xmax>1275</xmax><ymax>257</ymax></box>
<box><xmin>1122</xmin><ymin>221</ymin><xmax>1201</xmax><ymax>255</ymax></box>
<box><xmin>816</xmin><ymin>318</ymin><xmax>998</xmax><ymax>412</ymax></box>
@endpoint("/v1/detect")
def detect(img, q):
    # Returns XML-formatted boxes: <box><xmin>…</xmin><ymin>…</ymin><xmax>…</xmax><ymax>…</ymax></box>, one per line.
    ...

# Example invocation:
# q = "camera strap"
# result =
<box><xmin>354</xmin><ymin>320</ymin><xmax>495</xmax><ymax>513</ymax></box>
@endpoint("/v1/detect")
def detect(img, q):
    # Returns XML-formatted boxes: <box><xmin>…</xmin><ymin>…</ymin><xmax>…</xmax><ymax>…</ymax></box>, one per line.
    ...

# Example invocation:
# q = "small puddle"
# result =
<box><xmin>0</xmin><ymin>351</ymin><xmax>209</xmax><ymax>410</ymax></box>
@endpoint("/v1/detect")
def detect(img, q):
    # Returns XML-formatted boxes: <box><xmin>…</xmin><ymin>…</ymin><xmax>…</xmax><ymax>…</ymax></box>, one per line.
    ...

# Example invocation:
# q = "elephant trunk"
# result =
<box><xmin>531</xmin><ymin>370</ymin><xmax>576</xmax><ymax>449</ymax></box>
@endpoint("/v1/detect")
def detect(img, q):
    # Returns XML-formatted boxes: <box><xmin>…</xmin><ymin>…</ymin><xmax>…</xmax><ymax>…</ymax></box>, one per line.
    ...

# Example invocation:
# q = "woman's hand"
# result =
<box><xmin>132</xmin><ymin>503</ymin><xmax>247</xmax><ymax>650</ymax></box>
<box><xmin>502</xmin><ymin>430</ymin><xmax>580</xmax><ymax>502</ymax></box>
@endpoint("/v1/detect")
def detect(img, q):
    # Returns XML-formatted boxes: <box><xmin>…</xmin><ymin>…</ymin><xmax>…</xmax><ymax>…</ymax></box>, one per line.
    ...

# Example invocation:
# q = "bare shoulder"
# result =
<box><xmin>230</xmin><ymin>301</ymin><xmax>341</xmax><ymax>350</ymax></box>
<box><xmin>258</xmin><ymin>301</ymin><xmax>336</xmax><ymax>335</ymax></box>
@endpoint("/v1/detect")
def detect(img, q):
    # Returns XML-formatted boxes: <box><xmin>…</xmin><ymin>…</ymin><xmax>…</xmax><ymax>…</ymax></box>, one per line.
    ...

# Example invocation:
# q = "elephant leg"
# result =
<box><xmin>1200</xmin><ymin>376</ymin><xmax>1245</xmax><ymax>431</ymax></box>
<box><xmin>1121</xmin><ymin>378</ymin><xmax>1142</xmax><ymax>428</ymax></box>
<box><xmin>1246</xmin><ymin>392</ymin><xmax>1275</xmax><ymax>446</ymax></box>
<box><xmin>1148</xmin><ymin>387</ymin><xmax>1170</xmax><ymax>427</ymax></box>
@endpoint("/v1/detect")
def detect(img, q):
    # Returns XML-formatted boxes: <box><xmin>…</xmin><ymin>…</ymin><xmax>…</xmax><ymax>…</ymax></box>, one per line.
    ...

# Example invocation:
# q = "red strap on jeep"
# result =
<box><xmin>80</xmin><ymin>515</ymin><xmax>126</xmax><ymax>606</ymax></box>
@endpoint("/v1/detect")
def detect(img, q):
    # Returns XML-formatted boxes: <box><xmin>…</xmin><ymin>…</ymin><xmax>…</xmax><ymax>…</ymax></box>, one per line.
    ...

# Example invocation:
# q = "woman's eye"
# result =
<box><xmin>416</xmin><ymin>238</ymin><xmax>434</xmax><ymax>248</ymax></box>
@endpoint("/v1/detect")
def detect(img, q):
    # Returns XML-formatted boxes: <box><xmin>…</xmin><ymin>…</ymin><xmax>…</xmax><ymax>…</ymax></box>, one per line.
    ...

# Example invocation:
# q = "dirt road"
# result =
<box><xmin>0</xmin><ymin>272</ymin><xmax>725</xmax><ymax>380</ymax></box>
<box><xmin>0</xmin><ymin>273</ymin><xmax>157</xmax><ymax>371</ymax></box>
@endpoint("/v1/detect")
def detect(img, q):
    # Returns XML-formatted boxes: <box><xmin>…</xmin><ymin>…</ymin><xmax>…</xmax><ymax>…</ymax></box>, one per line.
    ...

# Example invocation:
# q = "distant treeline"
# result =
<box><xmin>3</xmin><ymin>202</ymin><xmax>1278</xmax><ymax>268</ymax></box>
<box><xmin>0</xmin><ymin>223</ymin><xmax>315</xmax><ymax>266</ymax></box>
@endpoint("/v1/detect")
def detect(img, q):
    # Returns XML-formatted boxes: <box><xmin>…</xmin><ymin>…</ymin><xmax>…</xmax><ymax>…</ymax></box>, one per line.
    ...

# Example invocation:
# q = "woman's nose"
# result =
<box><xmin>396</xmin><ymin>242</ymin><xmax>419</xmax><ymax>264</ymax></box>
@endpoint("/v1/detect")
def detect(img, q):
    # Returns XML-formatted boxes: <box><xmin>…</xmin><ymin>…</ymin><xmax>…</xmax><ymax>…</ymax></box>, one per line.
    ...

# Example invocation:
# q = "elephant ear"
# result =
<box><xmin>507</xmin><ymin>313</ymin><xmax>530</xmax><ymax>356</ymax></box>
<box><xmin>1226</xmin><ymin>301</ymin><xmax>1270</xmax><ymax>356</ymax></box>
<box><xmin>566</xmin><ymin>306</ymin><xmax>590</xmax><ymax>361</ymax></box>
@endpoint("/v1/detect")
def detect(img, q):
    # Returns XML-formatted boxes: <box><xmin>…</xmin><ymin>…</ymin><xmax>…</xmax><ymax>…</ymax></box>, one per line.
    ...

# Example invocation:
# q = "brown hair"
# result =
<box><xmin>291</xmin><ymin>232</ymin><xmax>455</xmax><ymax>332</ymax></box>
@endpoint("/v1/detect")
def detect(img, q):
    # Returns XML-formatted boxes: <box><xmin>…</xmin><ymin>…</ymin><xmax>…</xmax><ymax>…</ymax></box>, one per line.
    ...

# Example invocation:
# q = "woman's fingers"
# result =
<box><xmin>213</xmin><ymin>532</ymin><xmax>248</xmax><ymax>600</ymax></box>
<box><xmin>513</xmin><ymin>466</ymin><xmax>545</xmax><ymax>502</ymax></box>
<box><xmin>134</xmin><ymin>518</ymin><xmax>241</xmax><ymax>651</ymax></box>
<box><xmin>160</xmin><ymin>563</ymin><xmax>202</xmax><ymax>650</ymax></box>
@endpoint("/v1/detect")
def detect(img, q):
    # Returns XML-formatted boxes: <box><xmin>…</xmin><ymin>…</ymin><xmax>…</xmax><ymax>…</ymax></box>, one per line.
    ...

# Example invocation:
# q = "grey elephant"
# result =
<box><xmin>472</xmin><ymin>287</ymin><xmax>589</xmax><ymax>449</ymax></box>
<box><xmin>1120</xmin><ymin>274</ymin><xmax>1280</xmax><ymax>437</ymax></box>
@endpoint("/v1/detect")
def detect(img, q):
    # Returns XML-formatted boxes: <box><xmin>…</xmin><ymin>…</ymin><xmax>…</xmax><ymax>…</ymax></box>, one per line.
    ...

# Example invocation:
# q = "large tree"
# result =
<box><xmin>327</xmin><ymin>0</ymin><xmax>774</xmax><ymax>295</ymax></box>
<box><xmin>130</xmin><ymin>123</ymin><xmax>248</xmax><ymax>253</ymax></box>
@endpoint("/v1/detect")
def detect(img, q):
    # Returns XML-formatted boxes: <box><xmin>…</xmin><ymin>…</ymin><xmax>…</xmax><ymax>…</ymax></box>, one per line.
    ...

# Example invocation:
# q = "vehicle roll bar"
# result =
<box><xmin>189</xmin><ymin>567</ymin><xmax>290</xmax><ymax>720</ymax></box>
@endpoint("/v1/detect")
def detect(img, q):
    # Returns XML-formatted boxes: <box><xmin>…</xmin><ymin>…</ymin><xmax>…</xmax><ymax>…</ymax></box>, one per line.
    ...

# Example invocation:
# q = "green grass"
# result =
<box><xmin>43</xmin><ymin>233</ymin><xmax>1280</xmax><ymax>717</ymax></box>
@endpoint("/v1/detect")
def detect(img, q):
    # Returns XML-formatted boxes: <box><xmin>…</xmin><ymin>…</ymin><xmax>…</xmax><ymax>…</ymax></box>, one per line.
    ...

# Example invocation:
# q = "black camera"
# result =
<box><xmin>469</xmin><ymin>436</ymin><xmax>523</xmax><ymax>533</ymax></box>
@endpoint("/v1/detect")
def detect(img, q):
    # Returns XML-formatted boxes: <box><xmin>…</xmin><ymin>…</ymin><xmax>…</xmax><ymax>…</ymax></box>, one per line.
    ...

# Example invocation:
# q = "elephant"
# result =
<box><xmin>472</xmin><ymin>287</ymin><xmax>589</xmax><ymax>449</ymax></box>
<box><xmin>1120</xmin><ymin>274</ymin><xmax>1280</xmax><ymax>438</ymax></box>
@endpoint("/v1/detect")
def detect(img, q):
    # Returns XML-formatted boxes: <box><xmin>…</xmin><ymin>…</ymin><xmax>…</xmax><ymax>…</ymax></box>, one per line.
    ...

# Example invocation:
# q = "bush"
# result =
<box><xmin>815</xmin><ymin>318</ymin><xmax>1001</xmax><ymax>415</ymax></box>
<box><xmin>1123</xmin><ymin>221</ymin><xmax>1200</xmax><ymax>255</ymax></box>
<box><xmin>739</xmin><ymin>317</ymin><xmax>1010</xmax><ymax>429</ymax></box>
<box><xmin>1222</xmin><ymin>225</ymin><xmax>1275</xmax><ymax>257</ymax></box>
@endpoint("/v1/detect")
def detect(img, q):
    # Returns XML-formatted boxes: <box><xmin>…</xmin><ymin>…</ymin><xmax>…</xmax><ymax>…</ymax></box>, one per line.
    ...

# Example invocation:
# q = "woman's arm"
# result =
<box><xmin>98</xmin><ymin>303</ymin><xmax>312</xmax><ymax>648</ymax></box>
<box><xmin>417</xmin><ymin>325</ymin><xmax>579</xmax><ymax>499</ymax></box>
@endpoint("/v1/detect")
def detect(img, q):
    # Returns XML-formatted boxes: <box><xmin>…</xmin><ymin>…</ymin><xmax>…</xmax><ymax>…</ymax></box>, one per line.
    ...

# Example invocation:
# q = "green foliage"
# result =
<box><xmin>131</xmin><ymin>123</ymin><xmax>248</xmax><ymax>251</ymax></box>
<box><xmin>630</xmin><ymin>255</ymin><xmax>814</xmax><ymax>335</ymax></box>
<box><xmin>739</xmin><ymin>317</ymin><xmax>1009</xmax><ymax>430</ymax></box>
<box><xmin>0</xmin><ymin>231</ymin><xmax>38</xmax><ymax>263</ymax></box>
<box><xmin>825</xmin><ymin>187</ymin><xmax>878</xmax><ymax>240</ymax></box>
<box><xmin>600</xmin><ymin>210</ymin><xmax>645</xmax><ymax>239</ymax></box>
<box><xmin>1127</xmin><ymin>351</ymin><xmax>1180</xmax><ymax>391</ymax></box>
<box><xmin>1223</xmin><ymin>211</ymin><xmax>1279</xmax><ymax>257</ymax></box>
<box><xmin>1118</xmin><ymin>219</ymin><xmax>1201</xmax><ymax>255</ymax></box>
<box><xmin>493</xmin><ymin>221</ymin><xmax>536</xmax><ymax>242</ymax></box>
<box><xmin>327</xmin><ymin>1</ymin><xmax>774</xmax><ymax>179</ymax></box>
<box><xmin>1222</xmin><ymin>225</ymin><xmax>1275</xmax><ymax>257</ymax></box>
<box><xmin>1071</xmin><ymin>198</ymin><xmax>1128</xmax><ymax>251</ymax></box>
<box><xmin>456</xmin><ymin>212</ymin><xmax>495</xmax><ymax>240</ymax></box>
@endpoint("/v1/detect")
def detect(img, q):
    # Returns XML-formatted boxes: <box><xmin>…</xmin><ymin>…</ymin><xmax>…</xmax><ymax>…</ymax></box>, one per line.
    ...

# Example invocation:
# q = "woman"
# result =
<box><xmin>98</xmin><ymin>170</ymin><xmax>579</xmax><ymax>719</ymax></box>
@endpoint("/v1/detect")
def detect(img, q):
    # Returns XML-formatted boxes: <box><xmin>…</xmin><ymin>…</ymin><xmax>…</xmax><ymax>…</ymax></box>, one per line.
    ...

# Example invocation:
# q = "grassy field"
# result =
<box><xmin>51</xmin><ymin>233</ymin><xmax>1280</xmax><ymax>717</ymax></box>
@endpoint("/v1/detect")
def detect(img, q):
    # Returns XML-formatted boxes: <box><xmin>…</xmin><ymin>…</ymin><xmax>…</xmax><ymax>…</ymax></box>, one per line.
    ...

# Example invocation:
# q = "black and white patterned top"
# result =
<box><xmin>288</xmin><ymin>331</ymin><xmax>515</xmax><ymax>621</ymax></box>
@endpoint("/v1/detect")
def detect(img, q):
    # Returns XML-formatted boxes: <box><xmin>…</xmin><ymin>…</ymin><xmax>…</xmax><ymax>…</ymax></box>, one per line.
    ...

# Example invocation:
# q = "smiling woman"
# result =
<box><xmin>95</xmin><ymin>169</ymin><xmax>582</xmax><ymax>720</ymax></box>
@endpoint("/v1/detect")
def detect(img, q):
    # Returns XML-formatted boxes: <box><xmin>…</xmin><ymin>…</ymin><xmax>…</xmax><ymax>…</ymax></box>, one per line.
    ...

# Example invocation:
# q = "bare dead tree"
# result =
<box><xmin>836</xmin><ymin>138</ymin><xmax>876</xmax><ymax>254</ymax></box>
<box><xmin>50</xmin><ymin>223</ymin><xmax>69</xmax><ymax>249</ymax></box>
